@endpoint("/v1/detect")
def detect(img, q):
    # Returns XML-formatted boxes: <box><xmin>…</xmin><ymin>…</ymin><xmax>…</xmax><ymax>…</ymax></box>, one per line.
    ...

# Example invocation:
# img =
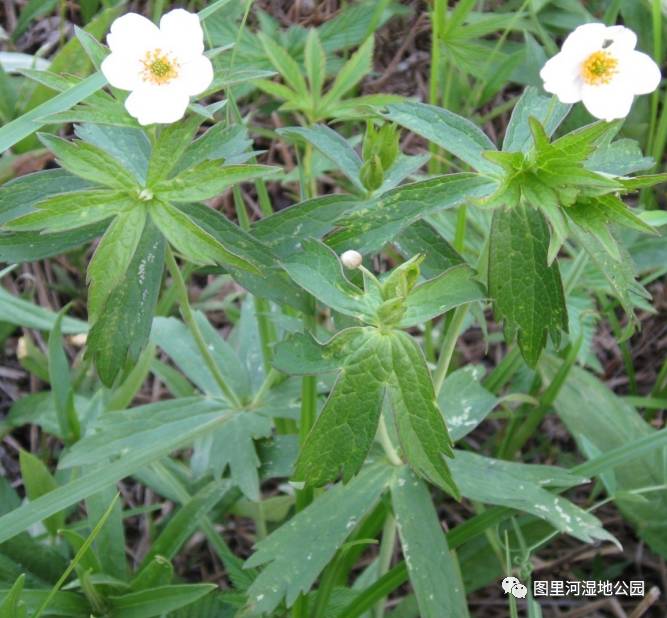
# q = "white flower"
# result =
<box><xmin>101</xmin><ymin>9</ymin><xmax>214</xmax><ymax>125</ymax></box>
<box><xmin>540</xmin><ymin>23</ymin><xmax>661</xmax><ymax>121</ymax></box>
<box><xmin>341</xmin><ymin>250</ymin><xmax>363</xmax><ymax>269</ymax></box>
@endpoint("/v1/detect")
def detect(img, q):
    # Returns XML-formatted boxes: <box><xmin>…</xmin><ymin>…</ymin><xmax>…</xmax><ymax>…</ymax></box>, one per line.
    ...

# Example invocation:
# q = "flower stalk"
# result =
<box><xmin>165</xmin><ymin>246</ymin><xmax>242</xmax><ymax>408</ymax></box>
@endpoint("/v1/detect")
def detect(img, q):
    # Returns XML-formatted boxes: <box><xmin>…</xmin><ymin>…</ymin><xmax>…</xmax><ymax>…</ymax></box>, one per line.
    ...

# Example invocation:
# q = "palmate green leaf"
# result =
<box><xmin>254</xmin><ymin>78</ymin><xmax>301</xmax><ymax>105</ymax></box>
<box><xmin>74</xmin><ymin>24</ymin><xmax>109</xmax><ymax>70</ymax></box>
<box><xmin>152</xmin><ymin>314</ymin><xmax>249</xmax><ymax>399</ymax></box>
<box><xmin>488</xmin><ymin>203</ymin><xmax>568</xmax><ymax>367</ymax></box>
<box><xmin>185</xmin><ymin>202</ymin><xmax>309</xmax><ymax>312</ymax></box>
<box><xmin>152</xmin><ymin>162</ymin><xmax>280</xmax><ymax>202</ymax></box>
<box><xmin>327</xmin><ymin>174</ymin><xmax>496</xmax><ymax>254</ymax></box>
<box><xmin>320</xmin><ymin>36</ymin><xmax>374</xmax><ymax>110</ymax></box>
<box><xmin>242</xmin><ymin>464</ymin><xmax>393</xmax><ymax>616</ymax></box>
<box><xmin>502</xmin><ymin>87</ymin><xmax>571</xmax><ymax>153</ymax></box>
<box><xmin>381</xmin><ymin>102</ymin><xmax>498</xmax><ymax>174</ymax></box>
<box><xmin>304</xmin><ymin>29</ymin><xmax>326</xmax><ymax>100</ymax></box>
<box><xmin>273</xmin><ymin>329</ymin><xmax>364</xmax><ymax>376</ymax></box>
<box><xmin>3</xmin><ymin>190</ymin><xmax>130</xmax><ymax>233</ymax></box>
<box><xmin>146</xmin><ymin>115</ymin><xmax>204</xmax><ymax>186</ymax></box>
<box><xmin>151</xmin><ymin>314</ymin><xmax>275</xmax><ymax>499</ymax></box>
<box><xmin>60</xmin><ymin>397</ymin><xmax>230</xmax><ymax>469</ymax></box>
<box><xmin>258</xmin><ymin>32</ymin><xmax>308</xmax><ymax>98</ymax></box>
<box><xmin>175</xmin><ymin>124</ymin><xmax>253</xmax><ymax>174</ymax></box>
<box><xmin>394</xmin><ymin>220</ymin><xmax>464</xmax><ymax>278</ymax></box>
<box><xmin>565</xmin><ymin>195</ymin><xmax>656</xmax><ymax>260</ymax></box>
<box><xmin>195</xmin><ymin>414</ymin><xmax>273</xmax><ymax>501</ymax></box>
<box><xmin>572</xmin><ymin>225</ymin><xmax>650</xmax><ymax>322</ymax></box>
<box><xmin>75</xmin><ymin>124</ymin><xmax>151</xmax><ymax>185</ymax></box>
<box><xmin>398</xmin><ymin>264</ymin><xmax>485</xmax><ymax>328</ymax></box>
<box><xmin>293</xmin><ymin>329</ymin><xmax>388</xmax><ymax>485</ymax></box>
<box><xmin>251</xmin><ymin>194</ymin><xmax>360</xmax><ymax>258</ymax></box>
<box><xmin>109</xmin><ymin>584</ymin><xmax>216</xmax><ymax>618</ymax></box>
<box><xmin>0</xmin><ymin>286</ymin><xmax>87</xmax><ymax>334</ymax></box>
<box><xmin>280</xmin><ymin>327</ymin><xmax>457</xmax><ymax>494</ymax></box>
<box><xmin>542</xmin><ymin>356</ymin><xmax>667</xmax><ymax>556</ymax></box>
<box><xmin>278</xmin><ymin>125</ymin><xmax>364</xmax><ymax>192</ymax></box>
<box><xmin>282</xmin><ymin>238</ymin><xmax>378</xmax><ymax>320</ymax></box>
<box><xmin>391</xmin><ymin>467</ymin><xmax>469</xmax><ymax>618</ymax></box>
<box><xmin>0</xmin><ymin>169</ymin><xmax>92</xmax><ymax>225</ymax></box>
<box><xmin>0</xmin><ymin>224</ymin><xmax>106</xmax><ymax>264</ymax></box>
<box><xmin>439</xmin><ymin>365</ymin><xmax>498</xmax><ymax>441</ymax></box>
<box><xmin>150</xmin><ymin>201</ymin><xmax>256</xmax><ymax>272</ymax></box>
<box><xmin>389</xmin><ymin>331</ymin><xmax>457</xmax><ymax>498</ymax></box>
<box><xmin>18</xmin><ymin>450</ymin><xmax>64</xmax><ymax>538</ymax></box>
<box><xmin>585</xmin><ymin>138</ymin><xmax>654</xmax><ymax>176</ymax></box>
<box><xmin>379</xmin><ymin>152</ymin><xmax>430</xmax><ymax>194</ymax></box>
<box><xmin>38</xmin><ymin>134</ymin><xmax>138</xmax><ymax>190</ymax></box>
<box><xmin>87</xmin><ymin>219</ymin><xmax>164</xmax><ymax>386</ymax></box>
<box><xmin>138</xmin><ymin>479</ymin><xmax>233</xmax><ymax>571</ymax></box>
<box><xmin>521</xmin><ymin>174</ymin><xmax>569</xmax><ymax>264</ymax></box>
<box><xmin>0</xmin><ymin>398</ymin><xmax>234</xmax><ymax>546</ymax></box>
<box><xmin>87</xmin><ymin>206</ymin><xmax>146</xmax><ymax>323</ymax></box>
<box><xmin>448</xmin><ymin>450</ymin><xmax>617</xmax><ymax>545</ymax></box>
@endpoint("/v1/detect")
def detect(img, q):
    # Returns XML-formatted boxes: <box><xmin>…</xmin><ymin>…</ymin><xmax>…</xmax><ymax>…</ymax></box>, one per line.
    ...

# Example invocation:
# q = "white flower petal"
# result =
<box><xmin>540</xmin><ymin>53</ymin><xmax>583</xmax><ymax>103</ymax></box>
<box><xmin>581</xmin><ymin>82</ymin><xmax>635</xmax><ymax>121</ymax></box>
<box><xmin>561</xmin><ymin>23</ymin><xmax>607</xmax><ymax>57</ymax></box>
<box><xmin>174</xmin><ymin>55</ymin><xmax>214</xmax><ymax>96</ymax></box>
<box><xmin>101</xmin><ymin>53</ymin><xmax>143</xmax><ymax>91</ymax></box>
<box><xmin>106</xmin><ymin>12</ymin><xmax>161</xmax><ymax>56</ymax></box>
<box><xmin>125</xmin><ymin>85</ymin><xmax>190</xmax><ymax>125</ymax></box>
<box><xmin>160</xmin><ymin>9</ymin><xmax>204</xmax><ymax>62</ymax></box>
<box><xmin>620</xmin><ymin>50</ymin><xmax>662</xmax><ymax>95</ymax></box>
<box><xmin>606</xmin><ymin>25</ymin><xmax>637</xmax><ymax>52</ymax></box>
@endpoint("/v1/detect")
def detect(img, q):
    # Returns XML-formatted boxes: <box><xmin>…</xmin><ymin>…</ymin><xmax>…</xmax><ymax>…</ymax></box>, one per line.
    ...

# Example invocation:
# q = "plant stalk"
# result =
<box><xmin>373</xmin><ymin>514</ymin><xmax>397</xmax><ymax>618</ymax></box>
<box><xmin>165</xmin><ymin>247</ymin><xmax>242</xmax><ymax>408</ymax></box>
<box><xmin>433</xmin><ymin>304</ymin><xmax>469</xmax><ymax>394</ymax></box>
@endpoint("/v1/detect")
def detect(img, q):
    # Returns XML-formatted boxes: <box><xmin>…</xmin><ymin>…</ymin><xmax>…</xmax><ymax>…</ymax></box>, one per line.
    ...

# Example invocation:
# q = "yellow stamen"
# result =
<box><xmin>141</xmin><ymin>49</ymin><xmax>179</xmax><ymax>85</ymax></box>
<box><xmin>581</xmin><ymin>50</ymin><xmax>618</xmax><ymax>86</ymax></box>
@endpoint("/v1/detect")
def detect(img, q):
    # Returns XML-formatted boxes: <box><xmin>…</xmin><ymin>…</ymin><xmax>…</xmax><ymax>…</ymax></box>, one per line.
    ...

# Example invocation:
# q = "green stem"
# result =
<box><xmin>428</xmin><ymin>0</ymin><xmax>446</xmax><ymax>175</ymax></box>
<box><xmin>433</xmin><ymin>304</ymin><xmax>469</xmax><ymax>394</ymax></box>
<box><xmin>373</xmin><ymin>514</ymin><xmax>397</xmax><ymax>618</ymax></box>
<box><xmin>483</xmin><ymin>346</ymin><xmax>522</xmax><ymax>394</ymax></box>
<box><xmin>648</xmin><ymin>0</ymin><xmax>663</xmax><ymax>156</ymax></box>
<box><xmin>377</xmin><ymin>415</ymin><xmax>402</xmax><ymax>466</ymax></box>
<box><xmin>165</xmin><ymin>247</ymin><xmax>242</xmax><ymax>408</ymax></box>
<box><xmin>503</xmin><ymin>338</ymin><xmax>581</xmax><ymax>459</ymax></box>
<box><xmin>296</xmin><ymin>340</ymin><xmax>318</xmax><ymax>507</ymax></box>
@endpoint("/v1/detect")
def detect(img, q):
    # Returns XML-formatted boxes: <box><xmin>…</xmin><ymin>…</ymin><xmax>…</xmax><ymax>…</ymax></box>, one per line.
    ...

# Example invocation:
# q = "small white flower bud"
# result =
<box><xmin>16</xmin><ymin>337</ymin><xmax>28</xmax><ymax>360</ymax></box>
<box><xmin>341</xmin><ymin>250</ymin><xmax>363</xmax><ymax>269</ymax></box>
<box><xmin>69</xmin><ymin>333</ymin><xmax>88</xmax><ymax>347</ymax></box>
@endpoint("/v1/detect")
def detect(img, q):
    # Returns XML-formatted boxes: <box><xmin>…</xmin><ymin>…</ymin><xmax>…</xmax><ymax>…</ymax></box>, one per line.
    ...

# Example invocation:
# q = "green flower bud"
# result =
<box><xmin>360</xmin><ymin>154</ymin><xmax>384</xmax><ymax>192</ymax></box>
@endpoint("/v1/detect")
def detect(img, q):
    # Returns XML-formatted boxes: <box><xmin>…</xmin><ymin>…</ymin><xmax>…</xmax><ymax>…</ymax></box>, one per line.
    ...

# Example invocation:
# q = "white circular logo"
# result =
<box><xmin>502</xmin><ymin>577</ymin><xmax>528</xmax><ymax>599</ymax></box>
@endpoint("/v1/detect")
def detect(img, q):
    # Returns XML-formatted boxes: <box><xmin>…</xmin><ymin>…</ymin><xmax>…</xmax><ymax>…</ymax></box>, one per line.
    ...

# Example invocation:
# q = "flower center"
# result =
<box><xmin>141</xmin><ymin>49</ymin><xmax>179</xmax><ymax>85</ymax></box>
<box><xmin>581</xmin><ymin>50</ymin><xmax>618</xmax><ymax>86</ymax></box>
